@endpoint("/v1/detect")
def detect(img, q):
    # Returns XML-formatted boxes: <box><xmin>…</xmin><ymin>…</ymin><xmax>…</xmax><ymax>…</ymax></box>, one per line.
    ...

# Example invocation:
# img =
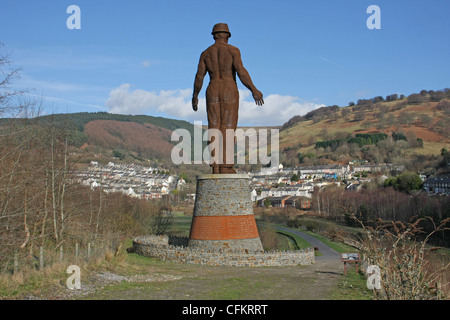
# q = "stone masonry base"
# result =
<box><xmin>131</xmin><ymin>235</ymin><xmax>315</xmax><ymax>267</ymax></box>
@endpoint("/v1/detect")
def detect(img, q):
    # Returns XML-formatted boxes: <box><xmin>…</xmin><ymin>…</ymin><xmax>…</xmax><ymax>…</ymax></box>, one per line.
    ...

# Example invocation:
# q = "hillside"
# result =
<box><xmin>278</xmin><ymin>90</ymin><xmax>450</xmax><ymax>170</ymax></box>
<box><xmin>0</xmin><ymin>112</ymin><xmax>197</xmax><ymax>164</ymax></box>
<box><xmin>84</xmin><ymin>120</ymin><xmax>175</xmax><ymax>160</ymax></box>
<box><xmin>32</xmin><ymin>112</ymin><xmax>194</xmax><ymax>133</ymax></box>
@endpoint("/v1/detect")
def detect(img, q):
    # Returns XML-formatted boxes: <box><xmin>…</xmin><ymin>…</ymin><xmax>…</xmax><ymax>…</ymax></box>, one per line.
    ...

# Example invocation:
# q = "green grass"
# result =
<box><xmin>170</xmin><ymin>216</ymin><xmax>192</xmax><ymax>236</ymax></box>
<box><xmin>197</xmin><ymin>277</ymin><xmax>251</xmax><ymax>300</ymax></box>
<box><xmin>274</xmin><ymin>232</ymin><xmax>297</xmax><ymax>250</ymax></box>
<box><xmin>330</xmin><ymin>270</ymin><xmax>373</xmax><ymax>300</ymax></box>
<box><xmin>276</xmin><ymin>231</ymin><xmax>312</xmax><ymax>250</ymax></box>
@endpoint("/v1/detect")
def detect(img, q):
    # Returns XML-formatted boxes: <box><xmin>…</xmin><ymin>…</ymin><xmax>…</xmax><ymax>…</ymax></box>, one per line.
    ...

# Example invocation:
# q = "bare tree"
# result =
<box><xmin>0</xmin><ymin>43</ymin><xmax>24</xmax><ymax>117</ymax></box>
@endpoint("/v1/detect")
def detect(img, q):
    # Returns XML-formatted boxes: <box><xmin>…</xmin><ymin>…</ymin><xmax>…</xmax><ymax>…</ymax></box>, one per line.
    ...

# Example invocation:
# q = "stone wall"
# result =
<box><xmin>188</xmin><ymin>238</ymin><xmax>263</xmax><ymax>252</ymax></box>
<box><xmin>132</xmin><ymin>235</ymin><xmax>315</xmax><ymax>267</ymax></box>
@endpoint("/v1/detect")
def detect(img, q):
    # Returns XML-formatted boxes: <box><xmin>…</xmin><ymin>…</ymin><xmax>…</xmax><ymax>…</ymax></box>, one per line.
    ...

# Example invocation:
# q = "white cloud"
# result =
<box><xmin>237</xmin><ymin>91</ymin><xmax>324</xmax><ymax>126</ymax></box>
<box><xmin>105</xmin><ymin>84</ymin><xmax>204</xmax><ymax>119</ymax></box>
<box><xmin>105</xmin><ymin>84</ymin><xmax>324</xmax><ymax>126</ymax></box>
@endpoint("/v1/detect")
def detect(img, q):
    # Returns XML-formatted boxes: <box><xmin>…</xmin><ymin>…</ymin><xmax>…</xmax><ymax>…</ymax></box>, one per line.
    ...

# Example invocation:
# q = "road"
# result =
<box><xmin>274</xmin><ymin>225</ymin><xmax>341</xmax><ymax>260</ymax></box>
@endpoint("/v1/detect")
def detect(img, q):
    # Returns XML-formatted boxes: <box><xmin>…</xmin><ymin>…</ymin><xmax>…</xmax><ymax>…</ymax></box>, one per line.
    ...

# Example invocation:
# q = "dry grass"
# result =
<box><xmin>423</xmin><ymin>249</ymin><xmax>450</xmax><ymax>297</ymax></box>
<box><xmin>0</xmin><ymin>243</ymin><xmax>126</xmax><ymax>299</ymax></box>
<box><xmin>0</xmin><ymin>261</ymin><xmax>71</xmax><ymax>298</ymax></box>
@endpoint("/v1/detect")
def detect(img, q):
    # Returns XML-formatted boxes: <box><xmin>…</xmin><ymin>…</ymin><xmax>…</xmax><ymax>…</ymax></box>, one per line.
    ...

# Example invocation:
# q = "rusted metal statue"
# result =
<box><xmin>192</xmin><ymin>23</ymin><xmax>264</xmax><ymax>174</ymax></box>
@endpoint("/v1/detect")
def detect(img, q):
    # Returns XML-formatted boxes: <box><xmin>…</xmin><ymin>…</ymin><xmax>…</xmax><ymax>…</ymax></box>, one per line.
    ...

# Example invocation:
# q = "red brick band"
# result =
<box><xmin>189</xmin><ymin>215</ymin><xmax>259</xmax><ymax>240</ymax></box>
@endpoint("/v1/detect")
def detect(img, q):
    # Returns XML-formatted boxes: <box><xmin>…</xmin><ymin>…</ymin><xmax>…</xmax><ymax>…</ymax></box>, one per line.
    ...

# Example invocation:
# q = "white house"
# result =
<box><xmin>177</xmin><ymin>177</ymin><xmax>187</xmax><ymax>190</ymax></box>
<box><xmin>125</xmin><ymin>187</ymin><xmax>138</xmax><ymax>198</ymax></box>
<box><xmin>250</xmin><ymin>189</ymin><xmax>258</xmax><ymax>202</ymax></box>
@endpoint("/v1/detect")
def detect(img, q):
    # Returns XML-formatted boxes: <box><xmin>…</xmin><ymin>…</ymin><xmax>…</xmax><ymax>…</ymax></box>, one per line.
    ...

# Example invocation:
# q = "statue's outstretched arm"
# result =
<box><xmin>233</xmin><ymin>48</ymin><xmax>264</xmax><ymax>106</ymax></box>
<box><xmin>192</xmin><ymin>53</ymin><xmax>207</xmax><ymax>111</ymax></box>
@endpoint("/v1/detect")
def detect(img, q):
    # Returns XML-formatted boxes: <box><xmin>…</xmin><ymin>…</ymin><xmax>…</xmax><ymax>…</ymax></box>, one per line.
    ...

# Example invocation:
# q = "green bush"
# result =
<box><xmin>384</xmin><ymin>172</ymin><xmax>423</xmax><ymax>193</ymax></box>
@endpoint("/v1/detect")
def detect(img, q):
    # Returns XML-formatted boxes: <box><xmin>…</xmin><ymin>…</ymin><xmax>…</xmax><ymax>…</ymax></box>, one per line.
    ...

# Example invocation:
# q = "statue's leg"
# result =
<box><xmin>206</xmin><ymin>84</ymin><xmax>221</xmax><ymax>174</ymax></box>
<box><xmin>219</xmin><ymin>81</ymin><xmax>239</xmax><ymax>173</ymax></box>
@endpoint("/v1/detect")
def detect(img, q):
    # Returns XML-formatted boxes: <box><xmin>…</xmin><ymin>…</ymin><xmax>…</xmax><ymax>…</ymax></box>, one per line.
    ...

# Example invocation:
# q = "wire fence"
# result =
<box><xmin>3</xmin><ymin>237</ymin><xmax>123</xmax><ymax>275</ymax></box>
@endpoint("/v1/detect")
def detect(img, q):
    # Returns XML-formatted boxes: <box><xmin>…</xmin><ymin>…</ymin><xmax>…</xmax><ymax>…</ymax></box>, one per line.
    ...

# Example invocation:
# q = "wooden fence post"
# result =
<box><xmin>39</xmin><ymin>246</ymin><xmax>44</xmax><ymax>270</ymax></box>
<box><xmin>13</xmin><ymin>252</ymin><xmax>19</xmax><ymax>274</ymax></box>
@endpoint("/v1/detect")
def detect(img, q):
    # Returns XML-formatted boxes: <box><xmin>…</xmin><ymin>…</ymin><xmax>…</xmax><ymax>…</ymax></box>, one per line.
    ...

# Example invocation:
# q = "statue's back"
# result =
<box><xmin>203</xmin><ymin>42</ymin><xmax>236</xmax><ymax>82</ymax></box>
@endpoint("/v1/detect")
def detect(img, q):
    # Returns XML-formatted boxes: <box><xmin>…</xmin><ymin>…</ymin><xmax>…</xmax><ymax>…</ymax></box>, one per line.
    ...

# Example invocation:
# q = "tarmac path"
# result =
<box><xmin>273</xmin><ymin>225</ymin><xmax>341</xmax><ymax>261</ymax></box>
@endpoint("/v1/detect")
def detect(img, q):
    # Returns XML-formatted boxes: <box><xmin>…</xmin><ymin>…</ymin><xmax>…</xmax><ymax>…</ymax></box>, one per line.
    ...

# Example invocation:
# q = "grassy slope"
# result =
<box><xmin>279</xmin><ymin>100</ymin><xmax>449</xmax><ymax>159</ymax></box>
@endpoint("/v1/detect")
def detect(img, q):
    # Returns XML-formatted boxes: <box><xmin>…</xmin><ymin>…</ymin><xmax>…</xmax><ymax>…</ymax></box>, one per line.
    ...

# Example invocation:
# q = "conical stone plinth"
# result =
<box><xmin>188</xmin><ymin>174</ymin><xmax>263</xmax><ymax>251</ymax></box>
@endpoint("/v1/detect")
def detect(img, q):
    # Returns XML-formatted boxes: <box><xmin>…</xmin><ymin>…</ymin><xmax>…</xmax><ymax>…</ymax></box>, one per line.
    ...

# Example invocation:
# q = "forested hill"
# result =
<box><xmin>0</xmin><ymin>112</ymin><xmax>196</xmax><ymax>163</ymax></box>
<box><xmin>34</xmin><ymin>112</ymin><xmax>194</xmax><ymax>133</ymax></box>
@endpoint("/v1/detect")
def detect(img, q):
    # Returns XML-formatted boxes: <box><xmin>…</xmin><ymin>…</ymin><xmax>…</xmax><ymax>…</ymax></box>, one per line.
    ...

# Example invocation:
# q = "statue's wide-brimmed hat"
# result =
<box><xmin>211</xmin><ymin>23</ymin><xmax>231</xmax><ymax>37</ymax></box>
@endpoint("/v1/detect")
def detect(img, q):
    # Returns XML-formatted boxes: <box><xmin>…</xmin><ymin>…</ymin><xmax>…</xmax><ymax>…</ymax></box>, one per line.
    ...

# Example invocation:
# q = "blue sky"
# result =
<box><xmin>1</xmin><ymin>0</ymin><xmax>449</xmax><ymax>126</ymax></box>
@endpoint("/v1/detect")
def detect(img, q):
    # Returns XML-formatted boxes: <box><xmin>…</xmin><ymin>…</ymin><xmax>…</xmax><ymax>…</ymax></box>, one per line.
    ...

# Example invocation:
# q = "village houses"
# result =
<box><xmin>72</xmin><ymin>162</ymin><xmax>177</xmax><ymax>200</ymax></box>
<box><xmin>72</xmin><ymin>160</ymin><xmax>413</xmax><ymax>207</ymax></box>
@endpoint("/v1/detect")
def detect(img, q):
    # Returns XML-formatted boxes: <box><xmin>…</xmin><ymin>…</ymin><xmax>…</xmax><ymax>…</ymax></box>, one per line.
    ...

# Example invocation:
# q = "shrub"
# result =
<box><xmin>384</xmin><ymin>172</ymin><xmax>423</xmax><ymax>193</ymax></box>
<box><xmin>407</xmin><ymin>94</ymin><xmax>424</xmax><ymax>105</ymax></box>
<box><xmin>350</xmin><ymin>215</ymin><xmax>450</xmax><ymax>300</ymax></box>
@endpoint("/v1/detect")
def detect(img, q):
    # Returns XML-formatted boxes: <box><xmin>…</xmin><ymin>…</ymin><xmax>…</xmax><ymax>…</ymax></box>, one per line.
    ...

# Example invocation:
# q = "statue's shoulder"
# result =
<box><xmin>227</xmin><ymin>44</ymin><xmax>240</xmax><ymax>53</ymax></box>
<box><xmin>200</xmin><ymin>46</ymin><xmax>210</xmax><ymax>55</ymax></box>
<box><xmin>201</xmin><ymin>44</ymin><xmax>217</xmax><ymax>56</ymax></box>
<box><xmin>201</xmin><ymin>43</ymin><xmax>239</xmax><ymax>56</ymax></box>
